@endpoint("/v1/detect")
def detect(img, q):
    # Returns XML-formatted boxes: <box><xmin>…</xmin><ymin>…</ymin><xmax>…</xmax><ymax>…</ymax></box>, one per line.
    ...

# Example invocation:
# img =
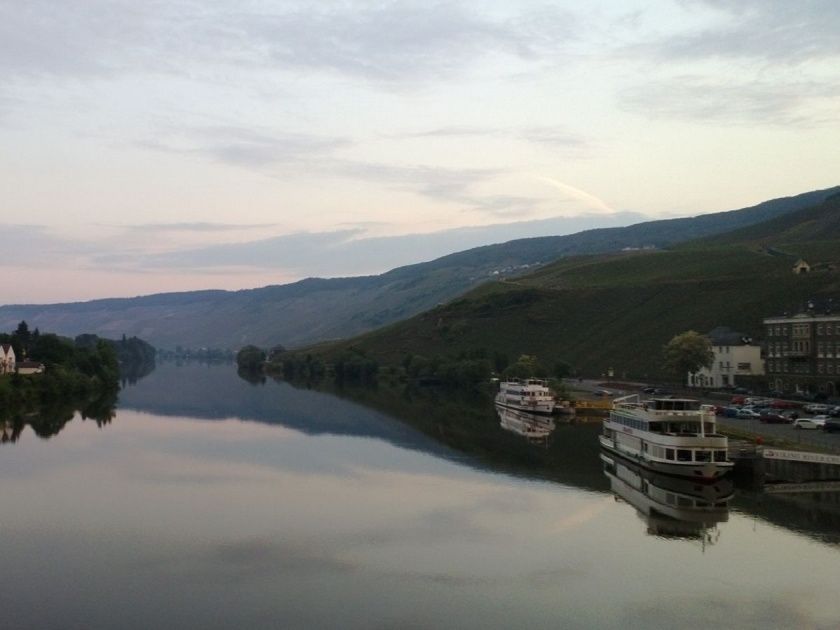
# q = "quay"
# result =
<box><xmin>729</xmin><ymin>443</ymin><xmax>840</xmax><ymax>486</ymax></box>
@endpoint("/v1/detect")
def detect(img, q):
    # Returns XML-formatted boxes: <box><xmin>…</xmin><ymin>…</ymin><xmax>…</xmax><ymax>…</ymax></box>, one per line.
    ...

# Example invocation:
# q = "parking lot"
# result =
<box><xmin>716</xmin><ymin>414</ymin><xmax>840</xmax><ymax>453</ymax></box>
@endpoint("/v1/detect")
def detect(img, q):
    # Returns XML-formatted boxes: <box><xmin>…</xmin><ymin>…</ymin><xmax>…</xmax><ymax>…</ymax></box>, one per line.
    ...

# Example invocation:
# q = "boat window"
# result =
<box><xmin>677</xmin><ymin>496</ymin><xmax>693</xmax><ymax>507</ymax></box>
<box><xmin>649</xmin><ymin>422</ymin><xmax>662</xmax><ymax>433</ymax></box>
<box><xmin>677</xmin><ymin>449</ymin><xmax>691</xmax><ymax>462</ymax></box>
<box><xmin>666</xmin><ymin>449</ymin><xmax>675</xmax><ymax>461</ymax></box>
<box><xmin>694</xmin><ymin>450</ymin><xmax>711</xmax><ymax>462</ymax></box>
<box><xmin>714</xmin><ymin>451</ymin><xmax>727</xmax><ymax>462</ymax></box>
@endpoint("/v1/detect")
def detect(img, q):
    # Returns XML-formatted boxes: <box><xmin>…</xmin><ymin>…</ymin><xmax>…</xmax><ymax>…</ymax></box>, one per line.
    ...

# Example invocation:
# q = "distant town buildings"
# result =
<box><xmin>16</xmin><ymin>360</ymin><xmax>45</xmax><ymax>375</ymax></box>
<box><xmin>792</xmin><ymin>259</ymin><xmax>811</xmax><ymax>274</ymax></box>
<box><xmin>0</xmin><ymin>344</ymin><xmax>15</xmax><ymax>374</ymax></box>
<box><xmin>765</xmin><ymin>307</ymin><xmax>840</xmax><ymax>397</ymax></box>
<box><xmin>688</xmin><ymin>327</ymin><xmax>764</xmax><ymax>388</ymax></box>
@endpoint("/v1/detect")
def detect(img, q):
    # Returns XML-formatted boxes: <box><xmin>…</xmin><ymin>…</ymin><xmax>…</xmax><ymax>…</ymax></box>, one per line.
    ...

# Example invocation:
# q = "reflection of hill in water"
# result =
<box><xmin>118</xmin><ymin>362</ymin><xmax>456</xmax><ymax>459</ymax></box>
<box><xmin>118</xmin><ymin>363</ymin><xmax>608</xmax><ymax>493</ymax></box>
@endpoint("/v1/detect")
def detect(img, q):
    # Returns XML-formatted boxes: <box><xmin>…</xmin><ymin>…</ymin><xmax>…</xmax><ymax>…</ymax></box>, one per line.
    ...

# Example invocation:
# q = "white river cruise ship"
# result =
<box><xmin>599</xmin><ymin>395</ymin><xmax>733</xmax><ymax>481</ymax></box>
<box><xmin>494</xmin><ymin>379</ymin><xmax>556</xmax><ymax>415</ymax></box>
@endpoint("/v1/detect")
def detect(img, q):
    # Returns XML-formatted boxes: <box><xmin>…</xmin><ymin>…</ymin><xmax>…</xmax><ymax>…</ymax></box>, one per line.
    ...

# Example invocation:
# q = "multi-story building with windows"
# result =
<box><xmin>764</xmin><ymin>310</ymin><xmax>840</xmax><ymax>396</ymax></box>
<box><xmin>687</xmin><ymin>326</ymin><xmax>763</xmax><ymax>389</ymax></box>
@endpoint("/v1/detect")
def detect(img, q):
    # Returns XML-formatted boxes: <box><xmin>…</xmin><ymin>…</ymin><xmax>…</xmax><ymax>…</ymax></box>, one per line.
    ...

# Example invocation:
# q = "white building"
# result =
<box><xmin>688</xmin><ymin>327</ymin><xmax>764</xmax><ymax>389</ymax></box>
<box><xmin>0</xmin><ymin>344</ymin><xmax>15</xmax><ymax>375</ymax></box>
<box><xmin>16</xmin><ymin>360</ymin><xmax>45</xmax><ymax>375</ymax></box>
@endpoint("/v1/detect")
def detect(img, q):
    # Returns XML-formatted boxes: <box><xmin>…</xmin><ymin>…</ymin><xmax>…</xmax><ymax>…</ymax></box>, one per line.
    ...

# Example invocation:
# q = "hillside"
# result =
<box><xmin>316</xmin><ymin>194</ymin><xmax>840</xmax><ymax>380</ymax></box>
<box><xmin>0</xmin><ymin>186</ymin><xmax>837</xmax><ymax>349</ymax></box>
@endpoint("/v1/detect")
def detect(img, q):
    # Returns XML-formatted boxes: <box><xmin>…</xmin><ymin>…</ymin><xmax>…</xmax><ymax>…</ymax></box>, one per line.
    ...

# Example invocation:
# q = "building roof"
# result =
<box><xmin>1</xmin><ymin>343</ymin><xmax>12</xmax><ymax>354</ymax></box>
<box><xmin>705</xmin><ymin>326</ymin><xmax>752</xmax><ymax>346</ymax></box>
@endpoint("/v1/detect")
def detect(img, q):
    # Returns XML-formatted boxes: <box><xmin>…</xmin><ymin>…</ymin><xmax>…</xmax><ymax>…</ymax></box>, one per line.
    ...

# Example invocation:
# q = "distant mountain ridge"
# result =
<box><xmin>1</xmin><ymin>186</ymin><xmax>837</xmax><ymax>349</ymax></box>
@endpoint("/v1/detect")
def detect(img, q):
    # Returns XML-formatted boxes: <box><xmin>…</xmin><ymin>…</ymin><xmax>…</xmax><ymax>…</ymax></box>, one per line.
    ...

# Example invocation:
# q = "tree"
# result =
<box><xmin>663</xmin><ymin>331</ymin><xmax>714</xmax><ymax>381</ymax></box>
<box><xmin>13</xmin><ymin>321</ymin><xmax>31</xmax><ymax>355</ymax></box>
<box><xmin>502</xmin><ymin>354</ymin><xmax>546</xmax><ymax>379</ymax></box>
<box><xmin>236</xmin><ymin>345</ymin><xmax>266</xmax><ymax>371</ymax></box>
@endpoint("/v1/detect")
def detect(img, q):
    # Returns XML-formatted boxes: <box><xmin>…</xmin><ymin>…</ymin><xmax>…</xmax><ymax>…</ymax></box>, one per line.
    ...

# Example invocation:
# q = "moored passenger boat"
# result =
<box><xmin>494</xmin><ymin>379</ymin><xmax>556</xmax><ymax>415</ymax></box>
<box><xmin>599</xmin><ymin>395</ymin><xmax>733</xmax><ymax>481</ymax></box>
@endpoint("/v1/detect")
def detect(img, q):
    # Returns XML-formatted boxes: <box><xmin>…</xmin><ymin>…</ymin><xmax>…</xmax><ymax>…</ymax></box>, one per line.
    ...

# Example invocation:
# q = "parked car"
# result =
<box><xmin>759</xmin><ymin>412</ymin><xmax>790</xmax><ymax>424</ymax></box>
<box><xmin>733</xmin><ymin>387</ymin><xmax>751</xmax><ymax>395</ymax></box>
<box><xmin>770</xmin><ymin>399</ymin><xmax>800</xmax><ymax>410</ymax></box>
<box><xmin>641</xmin><ymin>387</ymin><xmax>656</xmax><ymax>394</ymax></box>
<box><xmin>823</xmin><ymin>418</ymin><xmax>840</xmax><ymax>433</ymax></box>
<box><xmin>793</xmin><ymin>418</ymin><xmax>822</xmax><ymax>430</ymax></box>
<box><xmin>723</xmin><ymin>407</ymin><xmax>741</xmax><ymax>418</ymax></box>
<box><xmin>745</xmin><ymin>397</ymin><xmax>773</xmax><ymax>407</ymax></box>
<box><xmin>811</xmin><ymin>415</ymin><xmax>831</xmax><ymax>425</ymax></box>
<box><xmin>730</xmin><ymin>395</ymin><xmax>747</xmax><ymax>405</ymax></box>
<box><xmin>737</xmin><ymin>408</ymin><xmax>760</xmax><ymax>419</ymax></box>
<box><xmin>829</xmin><ymin>406</ymin><xmax>840</xmax><ymax>418</ymax></box>
<box><xmin>594</xmin><ymin>389</ymin><xmax>613</xmax><ymax>397</ymax></box>
<box><xmin>804</xmin><ymin>403</ymin><xmax>830</xmax><ymax>415</ymax></box>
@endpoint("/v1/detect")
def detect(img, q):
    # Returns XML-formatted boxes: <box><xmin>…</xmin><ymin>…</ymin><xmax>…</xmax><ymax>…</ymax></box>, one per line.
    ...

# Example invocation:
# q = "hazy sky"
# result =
<box><xmin>2</xmin><ymin>0</ymin><xmax>838</xmax><ymax>303</ymax></box>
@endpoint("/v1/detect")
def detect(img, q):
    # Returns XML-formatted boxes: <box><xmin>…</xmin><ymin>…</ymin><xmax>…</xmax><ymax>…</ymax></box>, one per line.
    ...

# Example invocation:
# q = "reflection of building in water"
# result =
<box><xmin>601</xmin><ymin>451</ymin><xmax>732</xmax><ymax>547</ymax></box>
<box><xmin>1</xmin><ymin>419</ymin><xmax>21</xmax><ymax>444</ymax></box>
<box><xmin>496</xmin><ymin>405</ymin><xmax>556</xmax><ymax>444</ymax></box>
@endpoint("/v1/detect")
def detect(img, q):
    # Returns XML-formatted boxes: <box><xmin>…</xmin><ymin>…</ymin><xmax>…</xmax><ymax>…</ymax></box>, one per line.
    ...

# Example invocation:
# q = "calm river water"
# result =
<box><xmin>2</xmin><ymin>363</ymin><xmax>839</xmax><ymax>629</ymax></box>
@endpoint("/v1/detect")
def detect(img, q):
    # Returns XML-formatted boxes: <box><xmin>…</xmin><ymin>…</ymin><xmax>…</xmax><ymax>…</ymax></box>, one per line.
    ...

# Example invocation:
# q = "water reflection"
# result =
<box><xmin>5</xmin><ymin>363</ymin><xmax>840</xmax><ymax>629</ymax></box>
<box><xmin>496</xmin><ymin>405</ymin><xmax>556</xmax><ymax>444</ymax></box>
<box><xmin>0</xmin><ymin>390</ymin><xmax>117</xmax><ymax>444</ymax></box>
<box><xmin>601</xmin><ymin>450</ymin><xmax>732</xmax><ymax>546</ymax></box>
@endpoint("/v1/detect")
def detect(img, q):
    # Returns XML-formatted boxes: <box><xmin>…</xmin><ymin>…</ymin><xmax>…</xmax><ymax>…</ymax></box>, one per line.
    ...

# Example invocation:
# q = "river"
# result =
<box><xmin>1</xmin><ymin>362</ymin><xmax>838</xmax><ymax>629</ymax></box>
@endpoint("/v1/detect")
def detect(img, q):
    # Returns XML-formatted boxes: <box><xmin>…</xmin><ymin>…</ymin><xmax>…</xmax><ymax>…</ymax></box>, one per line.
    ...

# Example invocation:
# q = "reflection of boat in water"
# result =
<box><xmin>495</xmin><ymin>379</ymin><xmax>556</xmax><ymax>415</ymax></box>
<box><xmin>496</xmin><ymin>405</ymin><xmax>556</xmax><ymax>443</ymax></box>
<box><xmin>600</xmin><ymin>396</ymin><xmax>733</xmax><ymax>482</ymax></box>
<box><xmin>602</xmin><ymin>450</ymin><xmax>732</xmax><ymax>544</ymax></box>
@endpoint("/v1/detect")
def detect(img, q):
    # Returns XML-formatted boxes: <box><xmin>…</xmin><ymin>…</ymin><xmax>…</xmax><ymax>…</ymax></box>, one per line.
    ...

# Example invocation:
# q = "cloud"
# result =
<box><xmin>140</xmin><ymin>126</ymin><xmax>351</xmax><ymax>168</ymax></box>
<box><xmin>658</xmin><ymin>1</ymin><xmax>840</xmax><ymax>64</ymax></box>
<box><xmin>519</xmin><ymin>126</ymin><xmax>588</xmax><ymax>149</ymax></box>
<box><xmin>116</xmin><ymin>222</ymin><xmax>279</xmax><ymax>234</ymax></box>
<box><xmin>222</xmin><ymin>2</ymin><xmax>575</xmax><ymax>84</ymax></box>
<box><xmin>0</xmin><ymin>224</ymin><xmax>100</xmax><ymax>264</ymax></box>
<box><xmin>0</xmin><ymin>1</ymin><xmax>576</xmax><ymax>86</ymax></box>
<box><xmin>620</xmin><ymin>76</ymin><xmax>840</xmax><ymax>126</ymax></box>
<box><xmin>393</xmin><ymin>124</ymin><xmax>590</xmax><ymax>152</ymax></box>
<box><xmin>394</xmin><ymin>125</ymin><xmax>497</xmax><ymax>139</ymax></box>
<box><xmin>139</xmin><ymin>126</ymin><xmax>540</xmax><ymax>213</ymax></box>
<box><xmin>89</xmin><ymin>212</ymin><xmax>646</xmax><ymax>277</ymax></box>
<box><xmin>617</xmin><ymin>1</ymin><xmax>840</xmax><ymax>126</ymax></box>
<box><xmin>0</xmin><ymin>0</ymin><xmax>180</xmax><ymax>79</ymax></box>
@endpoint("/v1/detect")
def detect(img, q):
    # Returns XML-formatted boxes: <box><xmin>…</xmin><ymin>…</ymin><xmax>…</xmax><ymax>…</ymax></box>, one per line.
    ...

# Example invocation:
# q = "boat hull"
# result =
<box><xmin>493</xmin><ymin>398</ymin><xmax>555</xmax><ymax>416</ymax></box>
<box><xmin>599</xmin><ymin>435</ymin><xmax>733</xmax><ymax>482</ymax></box>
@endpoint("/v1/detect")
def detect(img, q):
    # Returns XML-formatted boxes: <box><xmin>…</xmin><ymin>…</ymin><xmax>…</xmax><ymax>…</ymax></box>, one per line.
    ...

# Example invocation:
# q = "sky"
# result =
<box><xmin>1</xmin><ymin>0</ymin><xmax>839</xmax><ymax>304</ymax></box>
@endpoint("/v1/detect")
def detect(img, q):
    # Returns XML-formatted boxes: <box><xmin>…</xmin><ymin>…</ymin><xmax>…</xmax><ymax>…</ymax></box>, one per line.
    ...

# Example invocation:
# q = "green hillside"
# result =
<box><xmin>314</xmin><ymin>196</ymin><xmax>840</xmax><ymax>380</ymax></box>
